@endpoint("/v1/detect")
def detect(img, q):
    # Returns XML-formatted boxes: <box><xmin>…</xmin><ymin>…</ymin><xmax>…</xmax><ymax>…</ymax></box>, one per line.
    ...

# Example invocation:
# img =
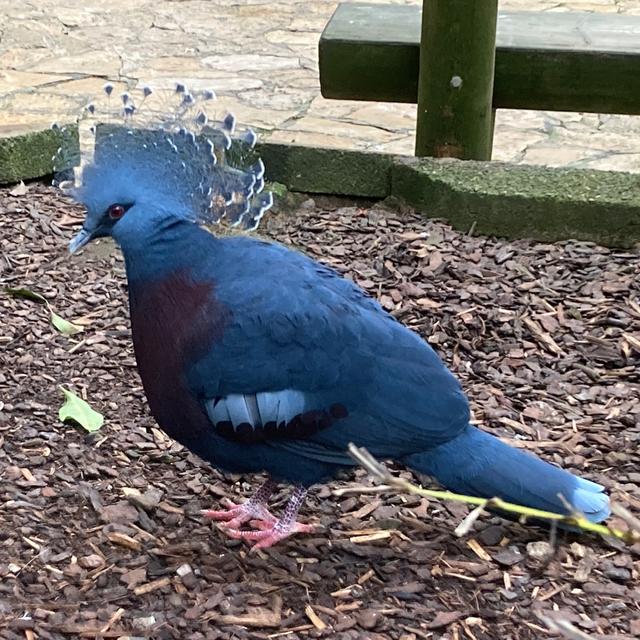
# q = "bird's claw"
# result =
<box><xmin>225</xmin><ymin>520</ymin><xmax>315</xmax><ymax>550</ymax></box>
<box><xmin>201</xmin><ymin>500</ymin><xmax>277</xmax><ymax>530</ymax></box>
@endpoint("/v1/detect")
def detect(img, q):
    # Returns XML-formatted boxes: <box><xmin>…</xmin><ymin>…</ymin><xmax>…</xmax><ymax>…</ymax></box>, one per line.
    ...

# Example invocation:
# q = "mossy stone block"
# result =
<box><xmin>392</xmin><ymin>157</ymin><xmax>640</xmax><ymax>247</ymax></box>
<box><xmin>257</xmin><ymin>142</ymin><xmax>392</xmax><ymax>198</ymax></box>
<box><xmin>0</xmin><ymin>126</ymin><xmax>78</xmax><ymax>185</ymax></box>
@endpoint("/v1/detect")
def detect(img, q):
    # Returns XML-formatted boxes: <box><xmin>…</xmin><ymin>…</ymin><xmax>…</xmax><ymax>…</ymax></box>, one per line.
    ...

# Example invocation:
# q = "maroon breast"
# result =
<box><xmin>128</xmin><ymin>270</ymin><xmax>231</xmax><ymax>440</ymax></box>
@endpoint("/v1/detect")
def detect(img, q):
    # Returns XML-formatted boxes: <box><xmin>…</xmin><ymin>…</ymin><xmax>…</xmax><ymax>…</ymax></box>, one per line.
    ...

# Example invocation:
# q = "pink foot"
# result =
<box><xmin>201</xmin><ymin>498</ymin><xmax>277</xmax><ymax>530</ymax></box>
<box><xmin>226</xmin><ymin>519</ymin><xmax>315</xmax><ymax>550</ymax></box>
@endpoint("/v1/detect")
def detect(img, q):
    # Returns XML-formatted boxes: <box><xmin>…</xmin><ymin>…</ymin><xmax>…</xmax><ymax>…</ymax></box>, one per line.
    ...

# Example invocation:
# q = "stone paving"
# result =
<box><xmin>1</xmin><ymin>0</ymin><xmax>640</xmax><ymax>174</ymax></box>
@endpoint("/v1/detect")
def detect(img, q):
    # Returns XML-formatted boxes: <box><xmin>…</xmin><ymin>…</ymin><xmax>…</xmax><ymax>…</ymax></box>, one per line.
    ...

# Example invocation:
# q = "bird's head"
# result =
<box><xmin>53</xmin><ymin>83</ymin><xmax>273</xmax><ymax>254</ymax></box>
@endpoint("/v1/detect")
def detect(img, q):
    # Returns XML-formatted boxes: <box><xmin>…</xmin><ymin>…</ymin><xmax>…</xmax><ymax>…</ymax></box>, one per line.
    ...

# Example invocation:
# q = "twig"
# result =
<box><xmin>100</xmin><ymin>608</ymin><xmax>125</xmax><ymax>634</ymax></box>
<box><xmin>454</xmin><ymin>504</ymin><xmax>486</xmax><ymax>537</ymax></box>
<box><xmin>611</xmin><ymin>503</ymin><xmax>640</xmax><ymax>532</ymax></box>
<box><xmin>538</xmin><ymin>614</ymin><xmax>594</xmax><ymax>640</ymax></box>
<box><xmin>347</xmin><ymin>443</ymin><xmax>639</xmax><ymax>544</ymax></box>
<box><xmin>332</xmin><ymin>484</ymin><xmax>392</xmax><ymax>497</ymax></box>
<box><xmin>133</xmin><ymin>577</ymin><xmax>171</xmax><ymax>596</ymax></box>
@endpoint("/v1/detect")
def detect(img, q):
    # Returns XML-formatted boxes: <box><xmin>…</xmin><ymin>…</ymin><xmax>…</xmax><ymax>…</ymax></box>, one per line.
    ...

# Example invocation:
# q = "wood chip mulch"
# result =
<box><xmin>1</xmin><ymin>183</ymin><xmax>639</xmax><ymax>640</ymax></box>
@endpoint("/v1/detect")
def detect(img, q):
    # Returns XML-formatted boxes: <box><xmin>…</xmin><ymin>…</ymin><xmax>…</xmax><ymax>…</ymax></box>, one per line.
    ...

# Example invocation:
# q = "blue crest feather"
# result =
<box><xmin>52</xmin><ymin>82</ymin><xmax>272</xmax><ymax>231</ymax></box>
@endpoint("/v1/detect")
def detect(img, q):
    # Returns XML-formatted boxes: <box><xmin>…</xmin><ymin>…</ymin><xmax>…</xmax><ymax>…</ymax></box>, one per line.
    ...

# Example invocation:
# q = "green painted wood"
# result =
<box><xmin>415</xmin><ymin>0</ymin><xmax>498</xmax><ymax>159</ymax></box>
<box><xmin>319</xmin><ymin>4</ymin><xmax>420</xmax><ymax>104</ymax></box>
<box><xmin>319</xmin><ymin>4</ymin><xmax>640</xmax><ymax>114</ymax></box>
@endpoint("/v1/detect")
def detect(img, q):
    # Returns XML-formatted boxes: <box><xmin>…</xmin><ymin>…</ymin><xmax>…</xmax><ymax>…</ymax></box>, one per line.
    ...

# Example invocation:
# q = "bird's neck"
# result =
<box><xmin>118</xmin><ymin>217</ymin><xmax>217</xmax><ymax>285</ymax></box>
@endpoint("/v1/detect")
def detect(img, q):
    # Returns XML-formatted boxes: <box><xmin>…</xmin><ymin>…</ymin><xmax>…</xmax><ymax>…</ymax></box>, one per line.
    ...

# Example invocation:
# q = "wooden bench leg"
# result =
<box><xmin>415</xmin><ymin>0</ymin><xmax>498</xmax><ymax>160</ymax></box>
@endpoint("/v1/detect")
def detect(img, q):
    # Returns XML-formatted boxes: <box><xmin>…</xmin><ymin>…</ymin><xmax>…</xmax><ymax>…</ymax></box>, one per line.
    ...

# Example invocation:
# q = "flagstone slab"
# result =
<box><xmin>0</xmin><ymin>0</ymin><xmax>638</xmax><ymax>185</ymax></box>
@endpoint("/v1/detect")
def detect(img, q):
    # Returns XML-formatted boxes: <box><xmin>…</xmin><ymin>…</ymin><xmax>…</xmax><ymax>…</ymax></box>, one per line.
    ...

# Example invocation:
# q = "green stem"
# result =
<box><xmin>396</xmin><ymin>478</ymin><xmax>637</xmax><ymax>543</ymax></box>
<box><xmin>346</xmin><ymin>444</ymin><xmax>638</xmax><ymax>544</ymax></box>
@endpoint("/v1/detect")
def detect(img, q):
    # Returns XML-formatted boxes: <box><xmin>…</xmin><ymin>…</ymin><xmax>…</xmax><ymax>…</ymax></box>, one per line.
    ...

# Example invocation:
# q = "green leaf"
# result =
<box><xmin>50</xmin><ymin>310</ymin><xmax>83</xmax><ymax>336</ymax></box>
<box><xmin>5</xmin><ymin>287</ymin><xmax>47</xmax><ymax>304</ymax></box>
<box><xmin>6</xmin><ymin>287</ymin><xmax>83</xmax><ymax>336</ymax></box>
<box><xmin>58</xmin><ymin>386</ymin><xmax>104</xmax><ymax>433</ymax></box>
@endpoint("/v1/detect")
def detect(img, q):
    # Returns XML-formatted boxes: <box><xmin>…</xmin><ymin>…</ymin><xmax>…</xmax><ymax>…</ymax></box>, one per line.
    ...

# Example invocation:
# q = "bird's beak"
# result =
<box><xmin>69</xmin><ymin>228</ymin><xmax>92</xmax><ymax>254</ymax></box>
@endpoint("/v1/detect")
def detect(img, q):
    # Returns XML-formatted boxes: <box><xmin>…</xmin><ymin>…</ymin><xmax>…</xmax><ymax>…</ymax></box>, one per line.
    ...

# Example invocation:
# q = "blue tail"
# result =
<box><xmin>404</xmin><ymin>425</ymin><xmax>609</xmax><ymax>523</ymax></box>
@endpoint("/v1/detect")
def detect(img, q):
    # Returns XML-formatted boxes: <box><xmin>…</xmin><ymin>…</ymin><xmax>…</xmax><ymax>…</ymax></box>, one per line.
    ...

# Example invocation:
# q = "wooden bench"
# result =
<box><xmin>319</xmin><ymin>2</ymin><xmax>640</xmax><ymax>160</ymax></box>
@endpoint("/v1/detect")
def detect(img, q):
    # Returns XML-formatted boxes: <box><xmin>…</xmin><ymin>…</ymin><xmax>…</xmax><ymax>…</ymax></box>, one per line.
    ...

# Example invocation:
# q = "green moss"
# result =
<box><xmin>257</xmin><ymin>142</ymin><xmax>393</xmax><ymax>197</ymax></box>
<box><xmin>402</xmin><ymin>157</ymin><xmax>640</xmax><ymax>204</ymax></box>
<box><xmin>1</xmin><ymin>127</ymin><xmax>639</xmax><ymax>247</ymax></box>
<box><xmin>265</xmin><ymin>181</ymin><xmax>288</xmax><ymax>197</ymax></box>
<box><xmin>0</xmin><ymin>126</ymin><xmax>79</xmax><ymax>184</ymax></box>
<box><xmin>393</xmin><ymin>158</ymin><xmax>640</xmax><ymax>247</ymax></box>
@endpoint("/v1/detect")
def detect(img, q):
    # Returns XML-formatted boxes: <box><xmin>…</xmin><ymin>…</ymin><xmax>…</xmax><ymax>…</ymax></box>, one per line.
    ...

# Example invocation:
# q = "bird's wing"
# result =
<box><xmin>203</xmin><ymin>389</ymin><xmax>349</xmax><ymax>446</ymax></box>
<box><xmin>189</xmin><ymin>238</ymin><xmax>469</xmax><ymax>454</ymax></box>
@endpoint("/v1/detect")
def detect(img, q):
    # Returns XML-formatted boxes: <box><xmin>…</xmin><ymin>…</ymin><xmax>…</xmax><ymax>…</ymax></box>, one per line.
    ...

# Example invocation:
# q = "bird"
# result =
<box><xmin>57</xmin><ymin>83</ymin><xmax>610</xmax><ymax>550</ymax></box>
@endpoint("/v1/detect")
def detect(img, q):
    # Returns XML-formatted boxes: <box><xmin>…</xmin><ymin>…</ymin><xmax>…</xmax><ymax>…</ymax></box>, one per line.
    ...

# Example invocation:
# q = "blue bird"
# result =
<box><xmin>60</xmin><ymin>83</ymin><xmax>609</xmax><ymax>549</ymax></box>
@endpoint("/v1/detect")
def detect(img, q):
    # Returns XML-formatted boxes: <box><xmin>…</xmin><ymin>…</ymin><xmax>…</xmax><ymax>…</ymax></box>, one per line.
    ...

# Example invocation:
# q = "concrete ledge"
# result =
<box><xmin>2</xmin><ymin>127</ymin><xmax>639</xmax><ymax>247</ymax></box>
<box><xmin>0</xmin><ymin>126</ymin><xmax>78</xmax><ymax>184</ymax></box>
<box><xmin>257</xmin><ymin>142</ymin><xmax>392</xmax><ymax>198</ymax></box>
<box><xmin>260</xmin><ymin>143</ymin><xmax>640</xmax><ymax>247</ymax></box>
<box><xmin>393</xmin><ymin>157</ymin><xmax>640</xmax><ymax>247</ymax></box>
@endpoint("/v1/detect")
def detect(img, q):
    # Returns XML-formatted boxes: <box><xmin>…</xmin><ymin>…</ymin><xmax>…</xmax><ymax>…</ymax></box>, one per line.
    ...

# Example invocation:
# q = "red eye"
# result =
<box><xmin>108</xmin><ymin>204</ymin><xmax>126</xmax><ymax>220</ymax></box>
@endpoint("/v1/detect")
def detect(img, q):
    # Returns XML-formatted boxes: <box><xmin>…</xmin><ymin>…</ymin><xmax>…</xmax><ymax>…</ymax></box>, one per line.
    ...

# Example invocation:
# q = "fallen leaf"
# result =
<box><xmin>58</xmin><ymin>386</ymin><xmax>104</xmax><ymax>432</ymax></box>
<box><xmin>50</xmin><ymin>310</ymin><xmax>83</xmax><ymax>336</ymax></box>
<box><xmin>5</xmin><ymin>287</ymin><xmax>47</xmax><ymax>304</ymax></box>
<box><xmin>6</xmin><ymin>286</ymin><xmax>84</xmax><ymax>335</ymax></box>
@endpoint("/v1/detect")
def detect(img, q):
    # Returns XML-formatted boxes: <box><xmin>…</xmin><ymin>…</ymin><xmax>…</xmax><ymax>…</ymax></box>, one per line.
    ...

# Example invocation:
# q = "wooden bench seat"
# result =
<box><xmin>320</xmin><ymin>4</ymin><xmax>640</xmax><ymax>115</ymax></box>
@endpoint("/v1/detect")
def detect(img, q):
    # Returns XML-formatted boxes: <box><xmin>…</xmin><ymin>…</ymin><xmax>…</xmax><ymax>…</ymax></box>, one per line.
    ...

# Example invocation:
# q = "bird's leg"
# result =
<box><xmin>225</xmin><ymin>485</ymin><xmax>314</xmax><ymax>550</ymax></box>
<box><xmin>201</xmin><ymin>478</ymin><xmax>278</xmax><ymax>529</ymax></box>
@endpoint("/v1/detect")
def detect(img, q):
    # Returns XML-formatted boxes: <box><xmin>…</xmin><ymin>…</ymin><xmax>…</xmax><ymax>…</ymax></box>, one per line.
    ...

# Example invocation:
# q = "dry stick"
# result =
<box><xmin>538</xmin><ymin>614</ymin><xmax>594</xmax><ymax>640</ymax></box>
<box><xmin>333</xmin><ymin>484</ymin><xmax>392</xmax><ymax>496</ymax></box>
<box><xmin>346</xmin><ymin>443</ymin><xmax>639</xmax><ymax>544</ymax></box>
<box><xmin>611</xmin><ymin>503</ymin><xmax>640</xmax><ymax>532</ymax></box>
